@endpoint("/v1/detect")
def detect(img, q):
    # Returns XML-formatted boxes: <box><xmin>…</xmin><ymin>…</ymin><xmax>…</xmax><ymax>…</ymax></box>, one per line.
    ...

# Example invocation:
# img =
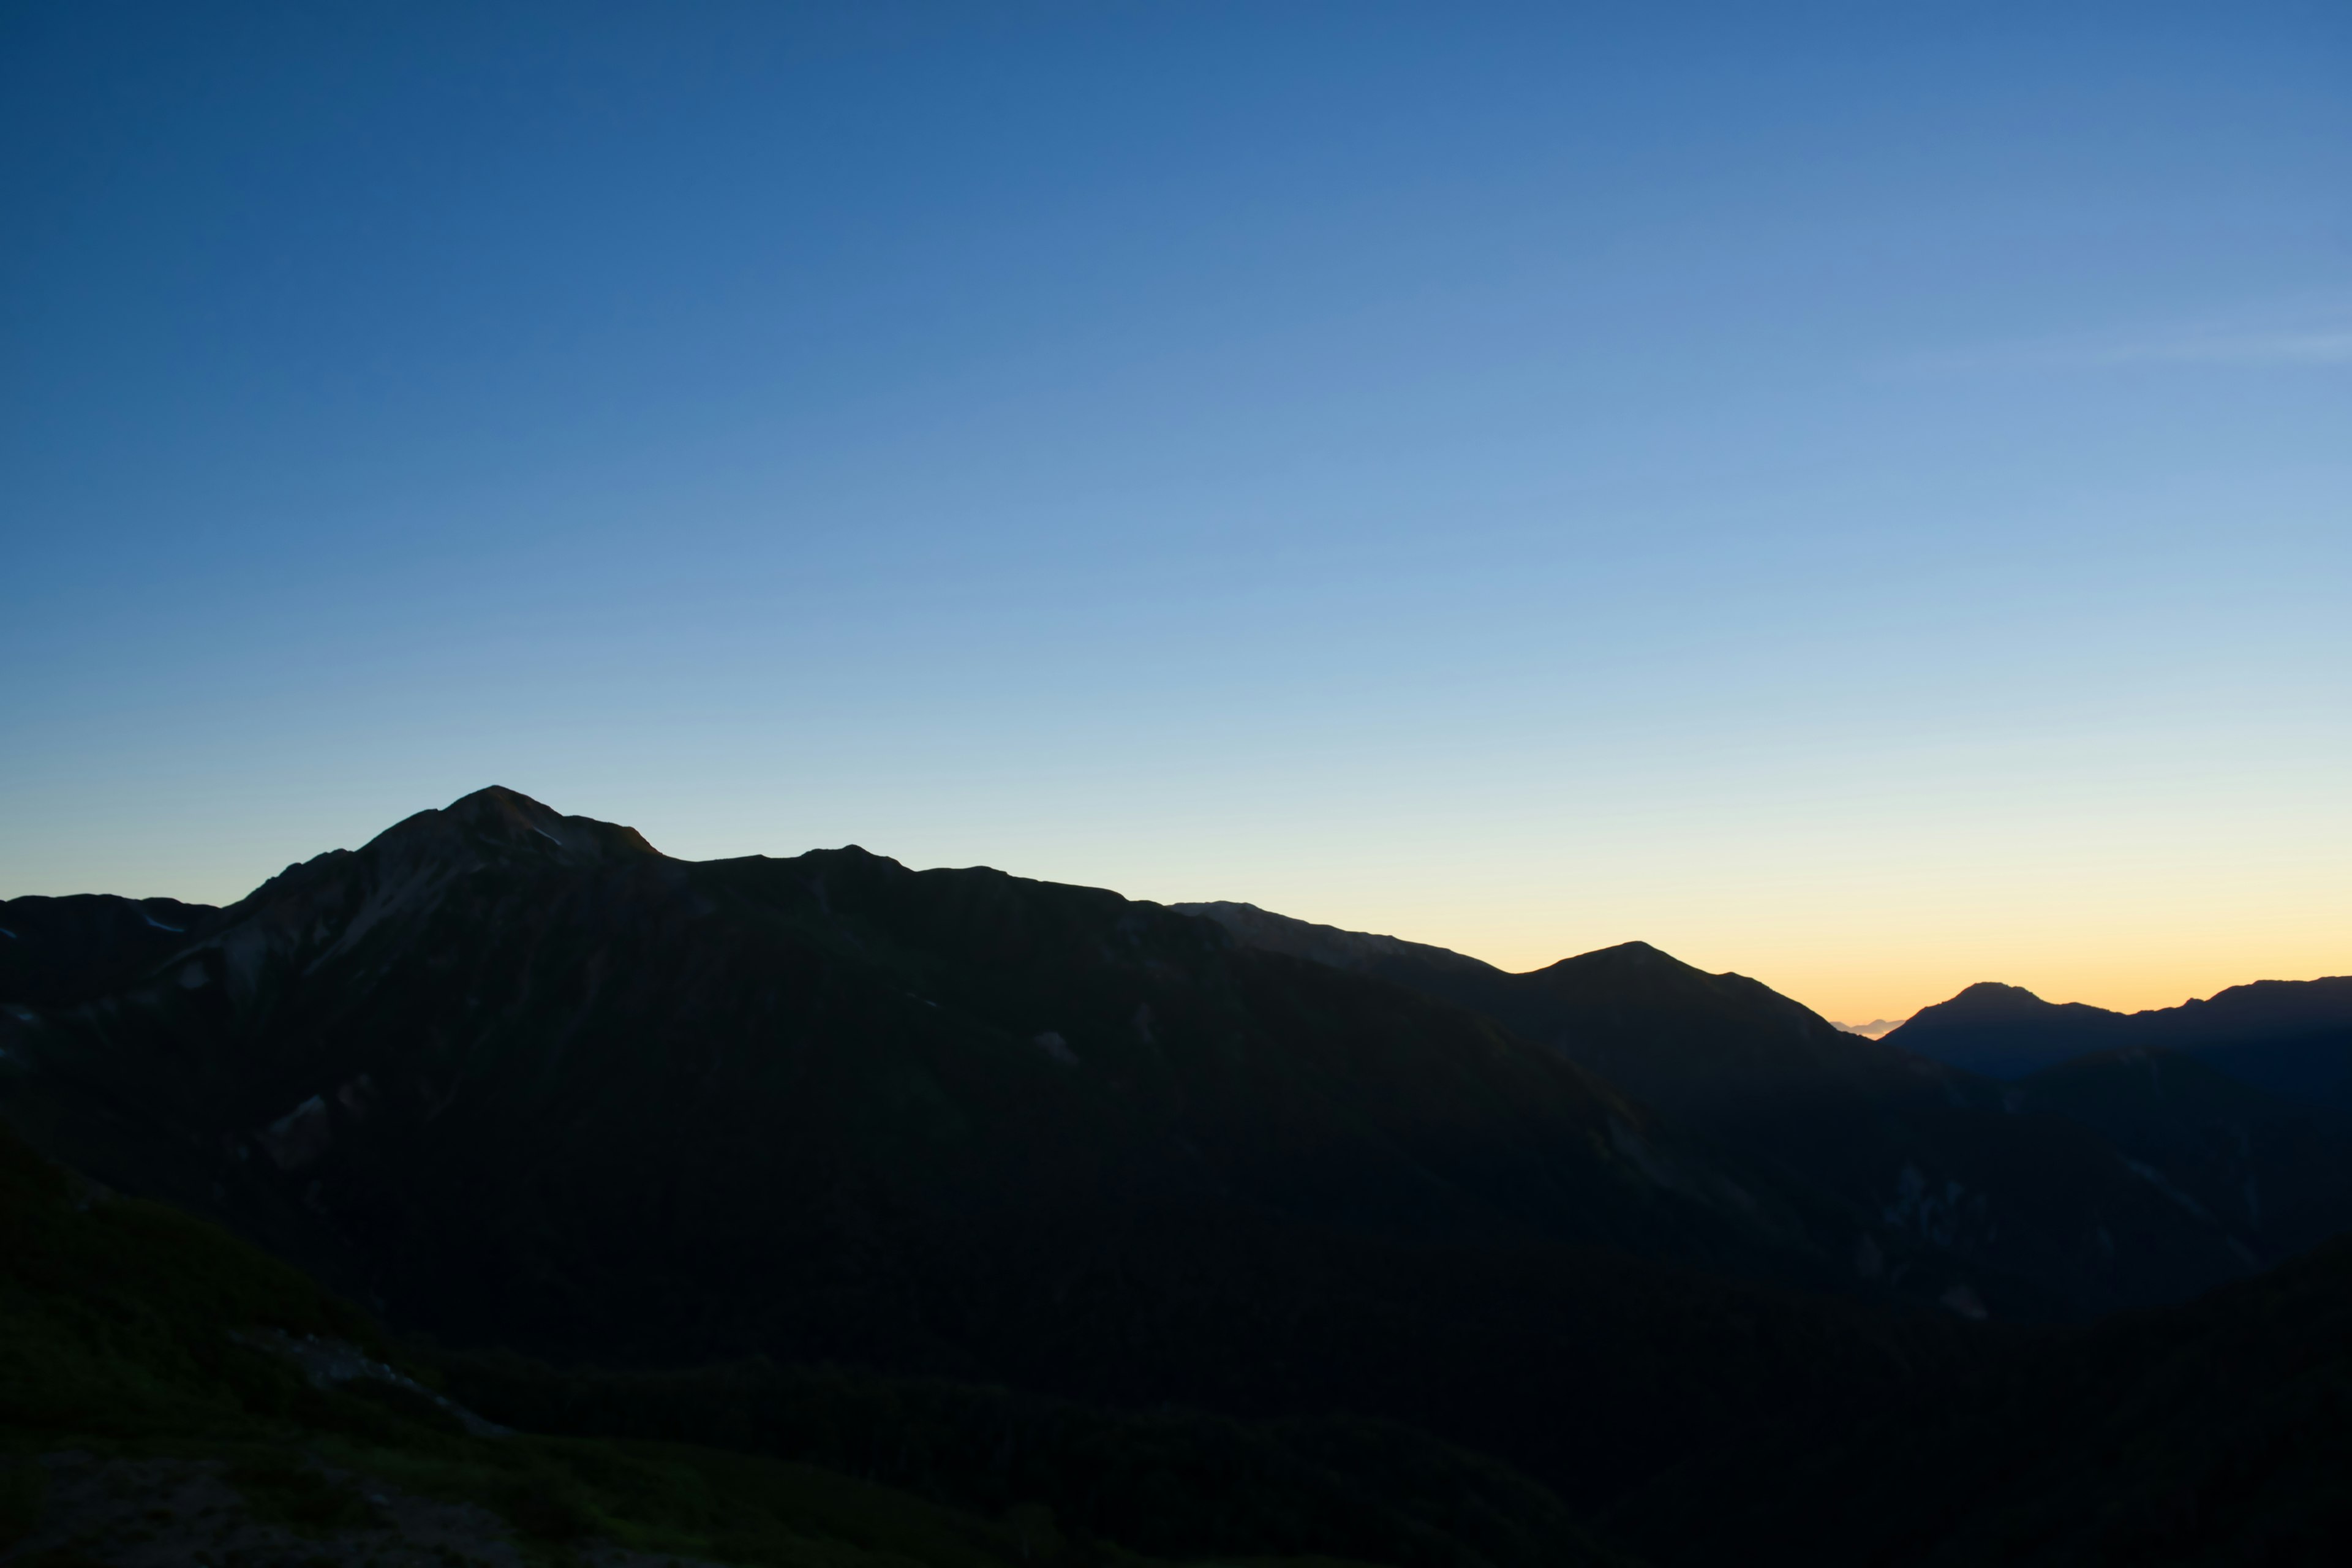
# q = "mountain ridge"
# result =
<box><xmin>1181</xmin><ymin>900</ymin><xmax>2352</xmax><ymax>1316</ymax></box>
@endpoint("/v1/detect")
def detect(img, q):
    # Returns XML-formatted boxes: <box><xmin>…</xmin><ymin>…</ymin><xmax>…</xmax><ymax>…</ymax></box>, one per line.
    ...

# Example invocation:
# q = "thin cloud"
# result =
<box><xmin>2064</xmin><ymin>328</ymin><xmax>2352</xmax><ymax>366</ymax></box>
<box><xmin>1918</xmin><ymin>312</ymin><xmax>2352</xmax><ymax>374</ymax></box>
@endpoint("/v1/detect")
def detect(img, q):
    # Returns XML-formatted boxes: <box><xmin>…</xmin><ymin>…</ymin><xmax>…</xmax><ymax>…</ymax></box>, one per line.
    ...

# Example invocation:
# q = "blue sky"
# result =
<box><xmin>4</xmin><ymin>1</ymin><xmax>2346</xmax><ymax>1019</ymax></box>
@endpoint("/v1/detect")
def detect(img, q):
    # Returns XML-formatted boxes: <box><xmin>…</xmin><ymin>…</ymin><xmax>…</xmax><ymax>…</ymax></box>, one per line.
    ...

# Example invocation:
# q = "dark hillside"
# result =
<box><xmin>1619</xmin><ymin>1234</ymin><xmax>2352</xmax><ymax>1566</ymax></box>
<box><xmin>4</xmin><ymin>1118</ymin><xmax>1585</xmax><ymax>1566</ymax></box>
<box><xmin>2009</xmin><ymin>1047</ymin><xmax>2352</xmax><ymax>1259</ymax></box>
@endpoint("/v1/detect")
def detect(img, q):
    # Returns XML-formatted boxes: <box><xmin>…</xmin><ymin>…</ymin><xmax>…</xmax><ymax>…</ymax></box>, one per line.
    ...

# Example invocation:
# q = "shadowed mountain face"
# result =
<box><xmin>1886</xmin><ymin>977</ymin><xmax>2352</xmax><ymax>1106</ymax></box>
<box><xmin>0</xmin><ymin>893</ymin><xmax>220</xmax><ymax>1006</ymax></box>
<box><xmin>0</xmin><ymin>787</ymin><xmax>1985</xmax><ymax>1511</ymax></box>
<box><xmin>1621</xmin><ymin>1232</ymin><xmax>2352</xmax><ymax>1567</ymax></box>
<box><xmin>2007</xmin><ymin>1049</ymin><xmax>2352</xmax><ymax>1261</ymax></box>
<box><xmin>1180</xmin><ymin>905</ymin><xmax>2352</xmax><ymax>1317</ymax></box>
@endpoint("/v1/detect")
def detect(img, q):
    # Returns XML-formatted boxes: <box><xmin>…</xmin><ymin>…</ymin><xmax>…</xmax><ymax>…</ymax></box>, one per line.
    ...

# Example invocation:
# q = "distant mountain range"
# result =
<box><xmin>3</xmin><ymin>788</ymin><xmax>2348</xmax><ymax>1566</ymax></box>
<box><xmin>1885</xmin><ymin>976</ymin><xmax>2352</xmax><ymax>1104</ymax></box>
<box><xmin>1178</xmin><ymin>902</ymin><xmax>2352</xmax><ymax>1315</ymax></box>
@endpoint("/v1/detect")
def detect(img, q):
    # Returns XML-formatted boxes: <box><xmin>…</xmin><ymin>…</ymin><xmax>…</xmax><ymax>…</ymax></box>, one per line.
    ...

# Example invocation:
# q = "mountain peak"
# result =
<box><xmin>1535</xmin><ymin>939</ymin><xmax>1692</xmax><ymax>978</ymax></box>
<box><xmin>1880</xmin><ymin>980</ymin><xmax>2131</xmax><ymax>1077</ymax></box>
<box><xmin>368</xmin><ymin>786</ymin><xmax>663</xmax><ymax>867</ymax></box>
<box><xmin>445</xmin><ymin>782</ymin><xmax>551</xmax><ymax>816</ymax></box>
<box><xmin>1948</xmin><ymin>981</ymin><xmax>2054</xmax><ymax>1011</ymax></box>
<box><xmin>1905</xmin><ymin>981</ymin><xmax>2125</xmax><ymax>1027</ymax></box>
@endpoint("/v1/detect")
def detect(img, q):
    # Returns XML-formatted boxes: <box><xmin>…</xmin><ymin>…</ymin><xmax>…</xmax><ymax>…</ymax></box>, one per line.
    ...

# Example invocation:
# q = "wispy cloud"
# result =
<box><xmin>1918</xmin><ymin>308</ymin><xmax>2352</xmax><ymax>374</ymax></box>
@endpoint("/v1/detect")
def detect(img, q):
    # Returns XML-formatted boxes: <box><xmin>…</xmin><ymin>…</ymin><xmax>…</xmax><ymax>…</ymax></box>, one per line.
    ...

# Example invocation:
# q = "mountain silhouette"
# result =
<box><xmin>6</xmin><ymin>788</ymin><xmax>2351</xmax><ymax>1562</ymax></box>
<box><xmin>1887</xmin><ymin>976</ymin><xmax>2352</xmax><ymax>1106</ymax></box>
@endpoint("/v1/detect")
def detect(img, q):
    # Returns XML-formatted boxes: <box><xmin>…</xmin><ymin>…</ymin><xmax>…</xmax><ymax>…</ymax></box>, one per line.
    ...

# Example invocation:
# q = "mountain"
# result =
<box><xmin>1180</xmin><ymin>905</ymin><xmax>2343</xmax><ymax>1316</ymax></box>
<box><xmin>1830</xmin><ymin>1016</ymin><xmax>1908</xmax><ymax>1038</ymax></box>
<box><xmin>1887</xmin><ymin>977</ymin><xmax>2352</xmax><ymax>1107</ymax></box>
<box><xmin>0</xmin><ymin>786</ymin><xmax>1987</xmax><ymax>1518</ymax></box>
<box><xmin>7</xmin><ymin>788</ymin><xmax>2350</xmax><ymax>1563</ymax></box>
<box><xmin>1882</xmin><ymin>981</ymin><xmax>2132</xmax><ymax>1077</ymax></box>
<box><xmin>0</xmin><ymin>892</ymin><xmax>219</xmax><ymax>1007</ymax></box>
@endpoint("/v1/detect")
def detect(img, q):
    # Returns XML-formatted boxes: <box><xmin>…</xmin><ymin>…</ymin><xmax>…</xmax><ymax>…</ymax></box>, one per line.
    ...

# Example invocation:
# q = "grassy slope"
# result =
<box><xmin>0</xmin><ymin>1121</ymin><xmax>1638</xmax><ymax>1567</ymax></box>
<box><xmin>0</xmin><ymin>1122</ymin><xmax>1425</xmax><ymax>1568</ymax></box>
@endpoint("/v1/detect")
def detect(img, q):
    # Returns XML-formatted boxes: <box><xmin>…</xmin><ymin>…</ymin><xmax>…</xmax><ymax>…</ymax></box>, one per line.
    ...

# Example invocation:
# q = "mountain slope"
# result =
<box><xmin>1170</xmin><ymin>902</ymin><xmax>1505</xmax><ymax>990</ymax></box>
<box><xmin>1180</xmin><ymin>905</ymin><xmax>2331</xmax><ymax>1316</ymax></box>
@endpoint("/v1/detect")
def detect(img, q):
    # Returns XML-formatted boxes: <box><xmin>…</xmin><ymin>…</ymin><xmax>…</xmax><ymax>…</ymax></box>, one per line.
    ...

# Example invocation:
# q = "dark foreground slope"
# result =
<box><xmin>1182</xmin><ymin>904</ymin><xmax>2331</xmax><ymax>1315</ymax></box>
<box><xmin>1887</xmin><ymin>976</ymin><xmax>2352</xmax><ymax>1103</ymax></box>
<box><xmin>1</xmin><ymin>1118</ymin><xmax>1626</xmax><ymax>1567</ymax></box>
<box><xmin>0</xmin><ymin>786</ymin><xmax>1981</xmax><ymax>1516</ymax></box>
<box><xmin>9</xmin><ymin>1103</ymin><xmax>2344</xmax><ymax>1568</ymax></box>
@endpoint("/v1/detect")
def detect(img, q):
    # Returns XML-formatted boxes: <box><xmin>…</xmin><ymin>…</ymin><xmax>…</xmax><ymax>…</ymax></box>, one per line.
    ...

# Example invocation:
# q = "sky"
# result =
<box><xmin>3</xmin><ymin>1</ymin><xmax>2346</xmax><ymax>1024</ymax></box>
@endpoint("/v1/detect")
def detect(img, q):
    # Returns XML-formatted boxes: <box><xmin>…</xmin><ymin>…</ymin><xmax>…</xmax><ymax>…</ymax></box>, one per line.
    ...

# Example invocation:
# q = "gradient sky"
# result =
<box><xmin>4</xmin><ymin>1</ymin><xmax>2346</xmax><ymax>1024</ymax></box>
